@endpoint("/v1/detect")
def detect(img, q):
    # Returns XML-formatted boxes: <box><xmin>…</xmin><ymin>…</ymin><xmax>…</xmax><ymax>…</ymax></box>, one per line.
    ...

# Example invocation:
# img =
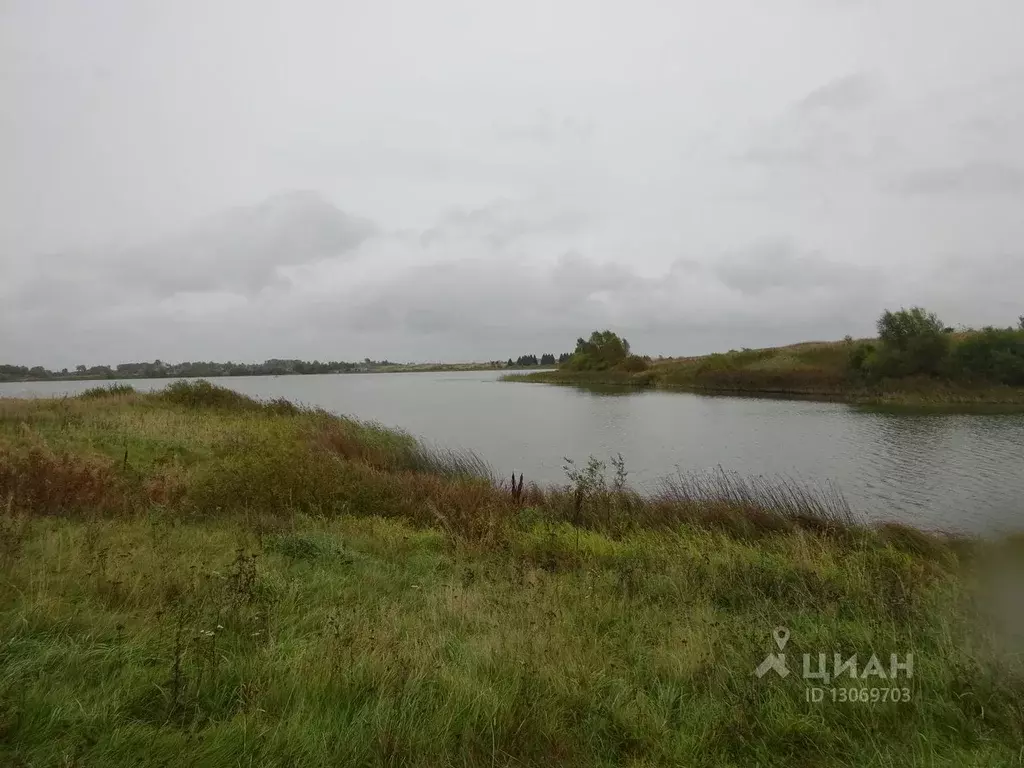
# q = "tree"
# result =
<box><xmin>557</xmin><ymin>352</ymin><xmax>571</xmax><ymax>364</ymax></box>
<box><xmin>1018</xmin><ymin>315</ymin><xmax>1024</xmax><ymax>331</ymax></box>
<box><xmin>506</xmin><ymin>358</ymin><xmax>514</xmax><ymax>367</ymax></box>
<box><xmin>540</xmin><ymin>353</ymin><xmax>556</xmax><ymax>365</ymax></box>
<box><xmin>567</xmin><ymin>330</ymin><xmax>632</xmax><ymax>371</ymax></box>
<box><xmin>874</xmin><ymin>307</ymin><xmax>950</xmax><ymax>377</ymax></box>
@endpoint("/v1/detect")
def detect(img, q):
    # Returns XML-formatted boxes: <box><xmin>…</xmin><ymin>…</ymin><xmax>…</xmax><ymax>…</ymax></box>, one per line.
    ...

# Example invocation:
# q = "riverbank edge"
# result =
<box><xmin>0</xmin><ymin>379</ymin><xmax>974</xmax><ymax>544</ymax></box>
<box><xmin>3</xmin><ymin>382</ymin><xmax>1024</xmax><ymax>765</ymax></box>
<box><xmin>501</xmin><ymin>369</ymin><xmax>1024</xmax><ymax>409</ymax></box>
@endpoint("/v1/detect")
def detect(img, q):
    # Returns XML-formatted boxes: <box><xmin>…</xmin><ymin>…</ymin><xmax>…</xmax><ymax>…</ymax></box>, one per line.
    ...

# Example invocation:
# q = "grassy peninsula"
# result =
<box><xmin>2</xmin><ymin>381</ymin><xmax>1024</xmax><ymax>765</ymax></box>
<box><xmin>504</xmin><ymin>310</ymin><xmax>1024</xmax><ymax>407</ymax></box>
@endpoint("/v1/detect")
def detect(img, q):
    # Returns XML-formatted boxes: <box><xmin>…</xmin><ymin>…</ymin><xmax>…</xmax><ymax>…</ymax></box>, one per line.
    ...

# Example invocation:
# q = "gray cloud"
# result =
<box><xmin>740</xmin><ymin>73</ymin><xmax>884</xmax><ymax>170</ymax></box>
<box><xmin>420</xmin><ymin>199</ymin><xmax>589</xmax><ymax>249</ymax></box>
<box><xmin>493</xmin><ymin>110</ymin><xmax>596</xmax><ymax>144</ymax></box>
<box><xmin>896</xmin><ymin>163</ymin><xmax>1024</xmax><ymax>196</ymax></box>
<box><xmin>10</xmin><ymin>192</ymin><xmax>375</xmax><ymax>315</ymax></box>
<box><xmin>4</xmin><ymin>0</ymin><xmax>1024</xmax><ymax>368</ymax></box>
<box><xmin>681</xmin><ymin>239</ymin><xmax>870</xmax><ymax>297</ymax></box>
<box><xmin>740</xmin><ymin>124</ymin><xmax>861</xmax><ymax>169</ymax></box>
<box><xmin>925</xmin><ymin>251</ymin><xmax>1024</xmax><ymax>323</ymax></box>
<box><xmin>291</xmin><ymin>240</ymin><xmax>889</xmax><ymax>360</ymax></box>
<box><xmin>796</xmin><ymin>74</ymin><xmax>880</xmax><ymax>113</ymax></box>
<box><xmin>119</xmin><ymin>191</ymin><xmax>376</xmax><ymax>295</ymax></box>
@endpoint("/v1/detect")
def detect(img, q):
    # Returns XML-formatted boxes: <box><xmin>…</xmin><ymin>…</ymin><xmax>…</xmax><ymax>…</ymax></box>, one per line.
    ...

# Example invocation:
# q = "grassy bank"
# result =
<box><xmin>2</xmin><ymin>382</ymin><xmax>1023</xmax><ymax>766</ymax></box>
<box><xmin>504</xmin><ymin>339</ymin><xmax>1024</xmax><ymax>407</ymax></box>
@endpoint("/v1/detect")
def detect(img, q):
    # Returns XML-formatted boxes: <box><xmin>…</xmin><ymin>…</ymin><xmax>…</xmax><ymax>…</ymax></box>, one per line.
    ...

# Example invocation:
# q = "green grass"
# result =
<box><xmin>504</xmin><ymin>339</ymin><xmax>1024</xmax><ymax>408</ymax></box>
<box><xmin>1</xmin><ymin>382</ymin><xmax>1023</xmax><ymax>766</ymax></box>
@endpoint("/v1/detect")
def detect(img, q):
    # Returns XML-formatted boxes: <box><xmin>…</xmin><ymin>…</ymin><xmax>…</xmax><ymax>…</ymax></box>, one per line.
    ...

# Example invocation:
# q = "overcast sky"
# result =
<box><xmin>3</xmin><ymin>0</ymin><xmax>1024</xmax><ymax>367</ymax></box>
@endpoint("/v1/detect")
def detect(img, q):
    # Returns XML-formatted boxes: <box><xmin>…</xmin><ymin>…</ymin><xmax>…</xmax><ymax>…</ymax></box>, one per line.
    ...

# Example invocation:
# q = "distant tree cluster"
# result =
<box><xmin>0</xmin><ymin>358</ymin><xmax>404</xmax><ymax>383</ymax></box>
<box><xmin>506</xmin><ymin>353</ymin><xmax>567</xmax><ymax>368</ymax></box>
<box><xmin>563</xmin><ymin>330</ymin><xmax>649</xmax><ymax>372</ymax></box>
<box><xmin>846</xmin><ymin>307</ymin><xmax>1024</xmax><ymax>385</ymax></box>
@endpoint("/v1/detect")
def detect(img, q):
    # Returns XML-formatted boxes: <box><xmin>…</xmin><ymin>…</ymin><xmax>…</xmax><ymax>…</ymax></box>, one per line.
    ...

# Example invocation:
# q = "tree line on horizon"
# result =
<box><xmin>0</xmin><ymin>353</ymin><xmax>572</xmax><ymax>383</ymax></box>
<box><xmin>507</xmin><ymin>353</ymin><xmax>572</xmax><ymax>367</ymax></box>
<box><xmin>0</xmin><ymin>358</ymin><xmax>402</xmax><ymax>383</ymax></box>
<box><xmin>5</xmin><ymin>311</ymin><xmax>1022</xmax><ymax>384</ymax></box>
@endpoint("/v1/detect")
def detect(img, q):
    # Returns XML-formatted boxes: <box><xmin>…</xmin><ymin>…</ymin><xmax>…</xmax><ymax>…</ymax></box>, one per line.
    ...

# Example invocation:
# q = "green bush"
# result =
<box><xmin>160</xmin><ymin>380</ymin><xmax>262</xmax><ymax>410</ymax></box>
<box><xmin>565</xmin><ymin>330</ymin><xmax>632</xmax><ymax>371</ymax></box>
<box><xmin>617</xmin><ymin>354</ymin><xmax>649</xmax><ymax>373</ymax></box>
<box><xmin>159</xmin><ymin>380</ymin><xmax>300</xmax><ymax>414</ymax></box>
<box><xmin>846</xmin><ymin>341</ymin><xmax>875</xmax><ymax>374</ymax></box>
<box><xmin>855</xmin><ymin>310</ymin><xmax>1024</xmax><ymax>386</ymax></box>
<box><xmin>78</xmin><ymin>383</ymin><xmax>136</xmax><ymax>399</ymax></box>
<box><xmin>949</xmin><ymin>328</ymin><xmax>1024</xmax><ymax>385</ymax></box>
<box><xmin>873</xmin><ymin>307</ymin><xmax>950</xmax><ymax>377</ymax></box>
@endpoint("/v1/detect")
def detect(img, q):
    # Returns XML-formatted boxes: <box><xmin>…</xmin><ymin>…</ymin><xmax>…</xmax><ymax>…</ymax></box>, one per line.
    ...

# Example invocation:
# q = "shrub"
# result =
<box><xmin>617</xmin><ymin>355</ymin><xmax>649</xmax><ymax>373</ymax></box>
<box><xmin>949</xmin><ymin>328</ymin><xmax>1024</xmax><ymax>385</ymax></box>
<box><xmin>874</xmin><ymin>307</ymin><xmax>950</xmax><ymax>377</ymax></box>
<box><xmin>160</xmin><ymin>380</ymin><xmax>263</xmax><ymax>410</ymax></box>
<box><xmin>877</xmin><ymin>307</ymin><xmax>945</xmax><ymax>349</ymax></box>
<box><xmin>846</xmin><ymin>342</ymin><xmax>875</xmax><ymax>374</ymax></box>
<box><xmin>159</xmin><ymin>380</ymin><xmax>301</xmax><ymax>414</ymax></box>
<box><xmin>78</xmin><ymin>383</ymin><xmax>136</xmax><ymax>399</ymax></box>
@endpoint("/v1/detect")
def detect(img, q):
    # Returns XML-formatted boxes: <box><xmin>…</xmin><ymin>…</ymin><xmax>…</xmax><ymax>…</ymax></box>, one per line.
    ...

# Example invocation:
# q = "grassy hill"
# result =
<box><xmin>506</xmin><ymin>335</ymin><xmax>1024</xmax><ymax>406</ymax></box>
<box><xmin>1</xmin><ymin>382</ymin><xmax>1023</xmax><ymax>765</ymax></box>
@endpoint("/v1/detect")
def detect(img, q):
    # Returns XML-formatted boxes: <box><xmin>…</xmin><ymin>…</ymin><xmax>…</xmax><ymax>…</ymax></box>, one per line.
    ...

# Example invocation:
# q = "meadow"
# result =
<box><xmin>1</xmin><ymin>381</ymin><xmax>1023</xmax><ymax>766</ymax></box>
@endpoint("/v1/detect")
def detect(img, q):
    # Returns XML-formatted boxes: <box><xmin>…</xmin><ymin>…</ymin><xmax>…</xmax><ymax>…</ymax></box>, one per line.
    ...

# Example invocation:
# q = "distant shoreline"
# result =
<box><xmin>0</xmin><ymin>363</ymin><xmax>554</xmax><ymax>384</ymax></box>
<box><xmin>503</xmin><ymin>336</ymin><xmax>1024</xmax><ymax>410</ymax></box>
<box><xmin>504</xmin><ymin>368</ymin><xmax>1024</xmax><ymax>409</ymax></box>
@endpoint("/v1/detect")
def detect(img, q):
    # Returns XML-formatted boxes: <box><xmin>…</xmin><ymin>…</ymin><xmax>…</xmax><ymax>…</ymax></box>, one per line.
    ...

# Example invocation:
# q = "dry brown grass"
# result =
<box><xmin>0</xmin><ymin>441</ymin><xmax>128</xmax><ymax>517</ymax></box>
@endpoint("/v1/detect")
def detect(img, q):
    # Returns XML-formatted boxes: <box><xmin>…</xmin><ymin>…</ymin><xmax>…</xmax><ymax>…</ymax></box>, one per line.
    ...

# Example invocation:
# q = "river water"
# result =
<box><xmin>3</xmin><ymin>371</ymin><xmax>1022</xmax><ymax>533</ymax></box>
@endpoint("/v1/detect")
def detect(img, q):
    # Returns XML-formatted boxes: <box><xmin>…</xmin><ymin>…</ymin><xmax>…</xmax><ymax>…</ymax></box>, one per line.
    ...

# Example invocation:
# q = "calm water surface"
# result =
<box><xmin>3</xmin><ymin>372</ymin><xmax>1023</xmax><ymax>534</ymax></box>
